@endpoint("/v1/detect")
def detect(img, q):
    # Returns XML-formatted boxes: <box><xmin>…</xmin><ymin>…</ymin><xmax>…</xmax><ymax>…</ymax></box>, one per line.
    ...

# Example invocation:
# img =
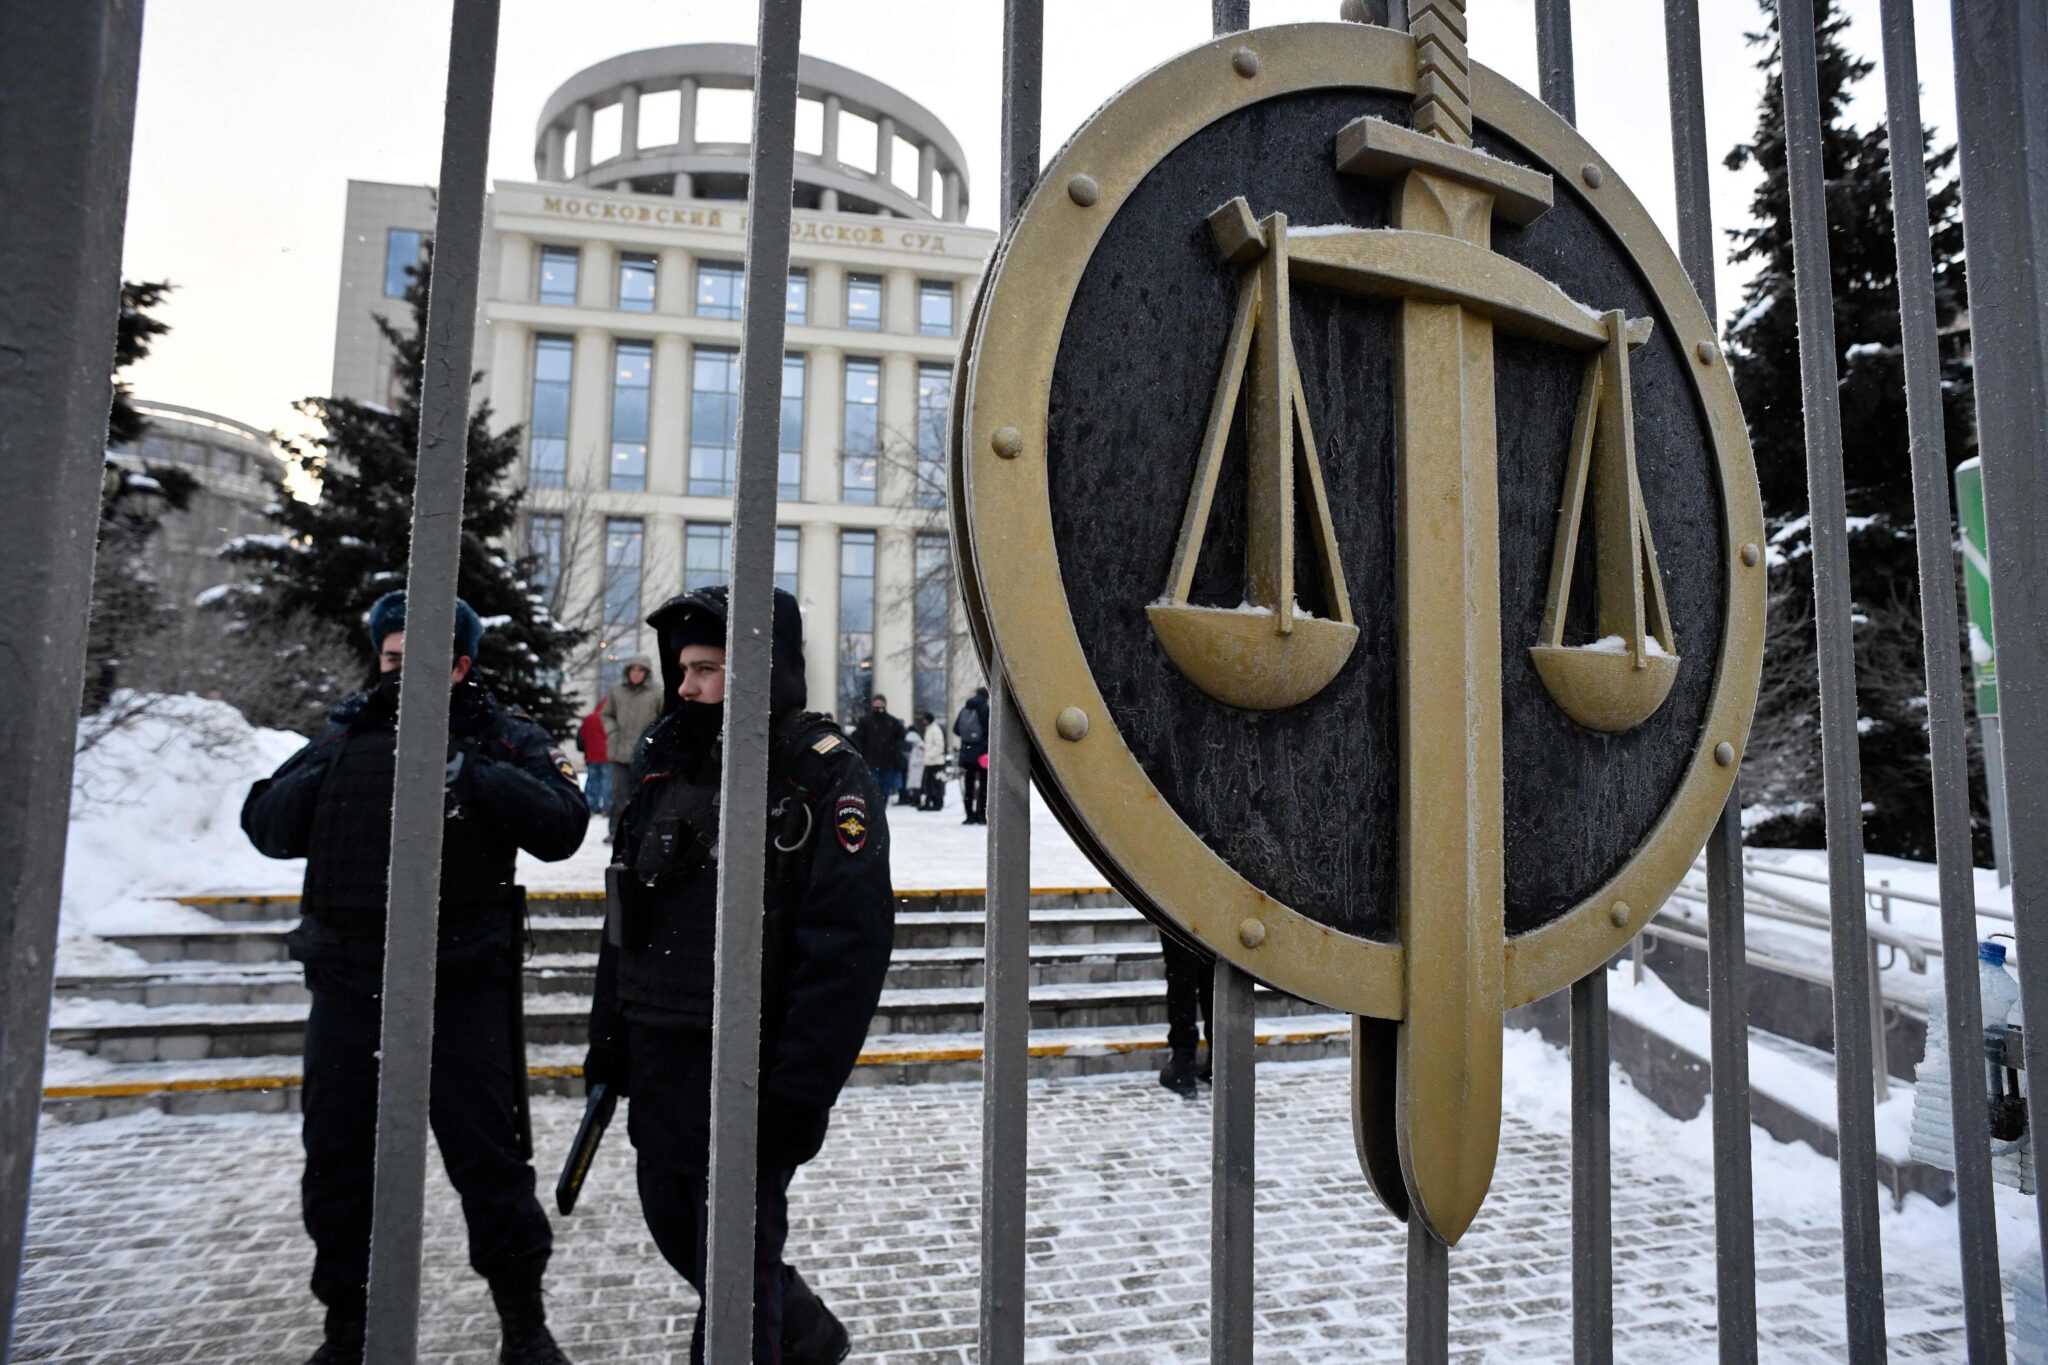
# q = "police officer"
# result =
<box><xmin>584</xmin><ymin>585</ymin><xmax>894</xmax><ymax>1365</ymax></box>
<box><xmin>242</xmin><ymin>592</ymin><xmax>588</xmax><ymax>1365</ymax></box>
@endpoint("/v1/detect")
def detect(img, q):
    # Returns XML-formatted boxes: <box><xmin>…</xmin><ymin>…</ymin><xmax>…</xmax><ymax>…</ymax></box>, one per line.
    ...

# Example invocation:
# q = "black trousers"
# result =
<box><xmin>920</xmin><ymin>768</ymin><xmax>946</xmax><ymax>810</ymax></box>
<box><xmin>300</xmin><ymin>963</ymin><xmax>551</xmax><ymax>1311</ymax></box>
<box><xmin>961</xmin><ymin>761</ymin><xmax>987</xmax><ymax>821</ymax></box>
<box><xmin>626</xmin><ymin>1022</ymin><xmax>811</xmax><ymax>1365</ymax></box>
<box><xmin>1161</xmin><ymin>933</ymin><xmax>1214</xmax><ymax>1053</ymax></box>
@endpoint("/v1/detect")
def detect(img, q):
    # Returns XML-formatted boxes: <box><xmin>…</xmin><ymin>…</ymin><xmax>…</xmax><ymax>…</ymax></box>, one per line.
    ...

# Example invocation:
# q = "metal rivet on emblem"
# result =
<box><xmin>1581</xmin><ymin>163</ymin><xmax>1605</xmax><ymax>188</ymax></box>
<box><xmin>991</xmin><ymin>426</ymin><xmax>1023</xmax><ymax>459</ymax></box>
<box><xmin>1067</xmin><ymin>174</ymin><xmax>1099</xmax><ymax>207</ymax></box>
<box><xmin>1056</xmin><ymin>706</ymin><xmax>1090</xmax><ymax>742</ymax></box>
<box><xmin>1609</xmin><ymin>901</ymin><xmax>1630</xmax><ymax>928</ymax></box>
<box><xmin>1696</xmin><ymin>340</ymin><xmax>1720</xmax><ymax>365</ymax></box>
<box><xmin>1741</xmin><ymin>542</ymin><xmax>1761</xmax><ymax>567</ymax></box>
<box><xmin>1231</xmin><ymin>47</ymin><xmax>1260</xmax><ymax>78</ymax></box>
<box><xmin>1239</xmin><ymin>917</ymin><xmax>1267</xmax><ymax>948</ymax></box>
<box><xmin>1715</xmin><ymin>741</ymin><xmax>1737</xmax><ymax>767</ymax></box>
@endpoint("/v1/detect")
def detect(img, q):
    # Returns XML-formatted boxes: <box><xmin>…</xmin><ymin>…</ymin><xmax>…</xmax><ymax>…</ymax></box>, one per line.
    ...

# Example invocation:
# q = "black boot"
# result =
<box><xmin>782</xmin><ymin>1269</ymin><xmax>852</xmax><ymax>1364</ymax></box>
<box><xmin>305</xmin><ymin>1305</ymin><xmax>365</xmax><ymax>1364</ymax></box>
<box><xmin>1197</xmin><ymin>1045</ymin><xmax>1213</xmax><ymax>1085</ymax></box>
<box><xmin>489</xmin><ymin>1276</ymin><xmax>571</xmax><ymax>1365</ymax></box>
<box><xmin>1159</xmin><ymin>1047</ymin><xmax>1200</xmax><ymax>1096</ymax></box>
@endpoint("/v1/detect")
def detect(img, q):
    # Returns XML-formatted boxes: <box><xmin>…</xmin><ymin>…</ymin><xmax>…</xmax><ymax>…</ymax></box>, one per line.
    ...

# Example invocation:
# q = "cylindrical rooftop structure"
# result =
<box><xmin>533</xmin><ymin>43</ymin><xmax>970</xmax><ymax>223</ymax></box>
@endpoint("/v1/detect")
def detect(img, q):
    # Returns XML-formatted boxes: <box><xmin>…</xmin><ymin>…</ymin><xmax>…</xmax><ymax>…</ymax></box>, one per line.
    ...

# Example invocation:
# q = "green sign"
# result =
<box><xmin>1956</xmin><ymin>457</ymin><xmax>1998</xmax><ymax>717</ymax></box>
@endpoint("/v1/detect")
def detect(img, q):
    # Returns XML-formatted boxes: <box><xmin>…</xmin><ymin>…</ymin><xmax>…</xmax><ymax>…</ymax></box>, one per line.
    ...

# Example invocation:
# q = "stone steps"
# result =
<box><xmin>46</xmin><ymin>886</ymin><xmax>1347</xmax><ymax>1117</ymax></box>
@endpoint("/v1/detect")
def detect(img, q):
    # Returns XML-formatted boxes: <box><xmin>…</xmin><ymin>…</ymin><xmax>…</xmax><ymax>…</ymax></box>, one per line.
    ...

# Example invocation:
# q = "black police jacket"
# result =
<box><xmin>241</xmin><ymin>676</ymin><xmax>588</xmax><ymax>968</ymax></box>
<box><xmin>595</xmin><ymin>706</ymin><xmax>894</xmax><ymax>1113</ymax></box>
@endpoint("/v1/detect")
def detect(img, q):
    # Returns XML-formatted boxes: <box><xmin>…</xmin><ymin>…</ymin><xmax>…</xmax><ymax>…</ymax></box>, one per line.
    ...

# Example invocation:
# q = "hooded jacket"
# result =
<box><xmin>592</xmin><ymin>585</ymin><xmax>895</xmax><ymax>1115</ymax></box>
<box><xmin>600</xmin><ymin>654</ymin><xmax>661</xmax><ymax>762</ymax></box>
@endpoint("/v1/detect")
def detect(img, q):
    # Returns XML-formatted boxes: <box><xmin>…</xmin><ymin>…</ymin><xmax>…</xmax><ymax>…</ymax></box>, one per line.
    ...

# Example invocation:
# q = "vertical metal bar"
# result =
<box><xmin>1776</xmin><ymin>2</ymin><xmax>1887</xmax><ymax>1355</ymax></box>
<box><xmin>1665</xmin><ymin>6</ymin><xmax>1758</xmax><ymax>1356</ymax></box>
<box><xmin>361</xmin><ymin>4</ymin><xmax>499</xmax><ymax>1356</ymax></box>
<box><xmin>1948</xmin><ymin>0</ymin><xmax>2048</xmax><ymax>1282</ymax></box>
<box><xmin>1534</xmin><ymin>16</ymin><xmax>1613</xmax><ymax>1359</ymax></box>
<box><xmin>1212</xmin><ymin>0</ymin><xmax>1250</xmax><ymax>35</ymax></box>
<box><xmin>1570</xmin><ymin>971</ymin><xmax>1612</xmax><ymax>1364</ymax></box>
<box><xmin>0</xmin><ymin>4</ymin><xmax>145</xmax><ymax>1354</ymax></box>
<box><xmin>701</xmin><ymin>6</ymin><xmax>803</xmax><ymax>1361</ymax></box>
<box><xmin>1865</xmin><ymin>939</ymin><xmax>1889</xmax><ymax>1104</ymax></box>
<box><xmin>1533</xmin><ymin>0</ymin><xmax>1575</xmax><ymax>125</ymax></box>
<box><xmin>978</xmin><ymin>8</ymin><xmax>1041</xmax><ymax>1363</ymax></box>
<box><xmin>1210</xmin><ymin>962</ymin><xmax>1255</xmax><ymax>1364</ymax></box>
<box><xmin>1405</xmin><ymin>1219</ymin><xmax>1449</xmax><ymax>1365</ymax></box>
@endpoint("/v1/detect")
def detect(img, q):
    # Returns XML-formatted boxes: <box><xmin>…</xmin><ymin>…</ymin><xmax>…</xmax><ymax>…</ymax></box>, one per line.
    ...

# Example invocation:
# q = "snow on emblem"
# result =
<box><xmin>834</xmin><ymin>793</ymin><xmax>869</xmax><ymax>853</ymax></box>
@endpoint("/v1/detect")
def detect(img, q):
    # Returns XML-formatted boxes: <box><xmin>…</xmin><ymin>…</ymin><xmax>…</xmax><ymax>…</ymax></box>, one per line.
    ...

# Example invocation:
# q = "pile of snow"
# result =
<box><xmin>61</xmin><ymin>693</ymin><xmax>309</xmax><ymax>971</ymax></box>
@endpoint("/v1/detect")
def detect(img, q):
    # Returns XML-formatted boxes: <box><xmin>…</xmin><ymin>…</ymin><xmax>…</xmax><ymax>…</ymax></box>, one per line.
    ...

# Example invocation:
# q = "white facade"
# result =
<box><xmin>330</xmin><ymin>49</ymin><xmax>993</xmax><ymax>726</ymax></box>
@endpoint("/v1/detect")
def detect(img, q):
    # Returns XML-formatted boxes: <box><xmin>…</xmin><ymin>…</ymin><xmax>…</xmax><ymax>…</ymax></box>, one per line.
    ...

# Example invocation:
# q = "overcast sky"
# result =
<box><xmin>120</xmin><ymin>0</ymin><xmax>1960</xmax><ymax>441</ymax></box>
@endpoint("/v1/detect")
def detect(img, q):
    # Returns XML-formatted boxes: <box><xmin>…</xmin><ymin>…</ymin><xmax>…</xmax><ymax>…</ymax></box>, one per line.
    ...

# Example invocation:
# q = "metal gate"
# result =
<box><xmin>2</xmin><ymin>0</ymin><xmax>2046</xmax><ymax>1360</ymax></box>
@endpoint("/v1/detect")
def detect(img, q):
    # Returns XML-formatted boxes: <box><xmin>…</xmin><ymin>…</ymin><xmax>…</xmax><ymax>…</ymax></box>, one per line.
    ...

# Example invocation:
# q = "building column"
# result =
<box><xmin>645</xmin><ymin>513</ymin><xmax>684</xmax><ymax>622</ymax></box>
<box><xmin>819</xmin><ymin>94</ymin><xmax>842</xmax><ymax>213</ymax></box>
<box><xmin>917</xmin><ymin>143</ymin><xmax>936</xmax><ymax>212</ymax></box>
<box><xmin>657</xmin><ymin>246</ymin><xmax>690</xmax><ymax>315</ymax></box>
<box><xmin>487</xmin><ymin>319</ymin><xmax>530</xmax><ymax>443</ymax></box>
<box><xmin>618</xmin><ymin>86</ymin><xmax>640</xmax><ymax>160</ymax></box>
<box><xmin>811</xmin><ymin>260</ymin><xmax>845</xmax><ymax>329</ymax></box>
<box><xmin>578</xmin><ymin>238</ymin><xmax>615</xmax><ymax>311</ymax></box>
<box><xmin>542</xmin><ymin>125</ymin><xmax>567</xmax><ymax>181</ymax></box>
<box><xmin>572</xmin><ymin>102</ymin><xmax>594</xmax><ymax>178</ymax></box>
<box><xmin>673</xmin><ymin>77</ymin><xmax>698</xmax><ymax>199</ymax></box>
<box><xmin>802</xmin><ymin>346</ymin><xmax>843</xmax><ymax>505</ymax></box>
<box><xmin>799</xmin><ymin>522</ymin><xmax>841</xmax><ymax>716</ymax></box>
<box><xmin>941</xmin><ymin>169</ymin><xmax>961</xmax><ymax>222</ymax></box>
<box><xmin>567</xmin><ymin>326</ymin><xmax>612</xmax><ymax>491</ymax></box>
<box><xmin>876</xmin><ymin>116</ymin><xmax>896</xmax><ymax>187</ymax></box>
<box><xmin>874</xmin><ymin>525</ymin><xmax>916</xmax><ymax>720</ymax></box>
<box><xmin>497</xmin><ymin>233</ymin><xmax>534</xmax><ymax>303</ymax></box>
<box><xmin>650</xmin><ymin>333</ymin><xmax>688</xmax><ymax>497</ymax></box>
<box><xmin>883</xmin><ymin>269</ymin><xmax>917</xmax><ymax>336</ymax></box>
<box><xmin>879</xmin><ymin>351</ymin><xmax>917</xmax><ymax>507</ymax></box>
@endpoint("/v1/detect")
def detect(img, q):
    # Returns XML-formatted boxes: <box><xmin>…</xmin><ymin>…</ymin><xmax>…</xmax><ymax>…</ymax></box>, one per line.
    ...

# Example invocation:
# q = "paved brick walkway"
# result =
<box><xmin>15</xmin><ymin>1048</ymin><xmax>1976</xmax><ymax>1362</ymax></box>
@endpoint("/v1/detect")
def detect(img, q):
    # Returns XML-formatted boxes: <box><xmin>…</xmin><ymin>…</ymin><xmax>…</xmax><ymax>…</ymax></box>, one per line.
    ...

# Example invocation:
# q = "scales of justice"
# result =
<box><xmin>1147</xmin><ymin>0</ymin><xmax>1680</xmax><ymax>1244</ymax></box>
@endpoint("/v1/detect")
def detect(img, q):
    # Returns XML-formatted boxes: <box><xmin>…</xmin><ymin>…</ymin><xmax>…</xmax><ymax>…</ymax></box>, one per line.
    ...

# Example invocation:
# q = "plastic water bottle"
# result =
<box><xmin>1981</xmin><ymin>941</ymin><xmax>2020</xmax><ymax>1033</ymax></box>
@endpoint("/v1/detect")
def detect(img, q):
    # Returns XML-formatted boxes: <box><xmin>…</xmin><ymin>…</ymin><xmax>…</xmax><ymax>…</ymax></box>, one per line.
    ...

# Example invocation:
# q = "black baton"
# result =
<box><xmin>555</xmin><ymin>1082</ymin><xmax>617</xmax><ymax>1215</ymax></box>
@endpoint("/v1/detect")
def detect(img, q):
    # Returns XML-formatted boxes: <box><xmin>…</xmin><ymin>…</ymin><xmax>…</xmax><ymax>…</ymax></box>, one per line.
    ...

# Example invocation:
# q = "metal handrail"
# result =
<box><xmin>1673</xmin><ymin>877</ymin><xmax>1932</xmax><ymax>972</ymax></box>
<box><xmin>1737</xmin><ymin>854</ymin><xmax>2016</xmax><ymax>923</ymax></box>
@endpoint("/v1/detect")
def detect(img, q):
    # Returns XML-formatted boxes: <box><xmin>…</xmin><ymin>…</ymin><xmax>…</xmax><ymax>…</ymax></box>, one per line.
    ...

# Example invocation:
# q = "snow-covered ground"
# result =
<box><xmin>55</xmin><ymin>694</ymin><xmax>1102</xmax><ymax>972</ymax></box>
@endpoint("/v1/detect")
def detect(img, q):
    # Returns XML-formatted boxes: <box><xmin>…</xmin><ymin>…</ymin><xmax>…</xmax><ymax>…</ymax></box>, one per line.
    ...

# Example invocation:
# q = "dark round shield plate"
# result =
<box><xmin>954</xmin><ymin>23</ymin><xmax>1764</xmax><ymax>1018</ymax></box>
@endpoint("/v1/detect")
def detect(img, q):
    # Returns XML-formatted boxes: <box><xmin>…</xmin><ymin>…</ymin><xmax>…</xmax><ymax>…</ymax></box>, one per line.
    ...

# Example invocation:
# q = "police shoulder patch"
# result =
<box><xmin>834</xmin><ymin>793</ymin><xmax>869</xmax><ymax>853</ymax></box>
<box><xmin>812</xmin><ymin>735</ymin><xmax>847</xmax><ymax>755</ymax></box>
<box><xmin>550</xmin><ymin>748</ymin><xmax>576</xmax><ymax>782</ymax></box>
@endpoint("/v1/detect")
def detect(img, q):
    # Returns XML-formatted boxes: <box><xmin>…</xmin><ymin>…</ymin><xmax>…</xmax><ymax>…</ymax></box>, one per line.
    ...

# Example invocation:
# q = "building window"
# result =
<box><xmin>618</xmin><ymin>253</ymin><xmax>657</xmax><ymax>312</ymax></box>
<box><xmin>776</xmin><ymin>526</ymin><xmax>800</xmax><ymax>596</ymax></box>
<box><xmin>915</xmin><ymin>533</ymin><xmax>952</xmax><ymax>723</ymax></box>
<box><xmin>842</xmin><ymin>358</ymin><xmax>879</xmax><ymax>504</ymax></box>
<box><xmin>539</xmin><ymin>246</ymin><xmax>579</xmax><ymax>306</ymax></box>
<box><xmin>685</xmin><ymin>521</ymin><xmax>731</xmax><ymax>592</ymax></box>
<box><xmin>919</xmin><ymin>280</ymin><xmax>954</xmax><ymax>337</ymax></box>
<box><xmin>916</xmin><ymin>364</ymin><xmax>951</xmax><ymax>509</ymax></box>
<box><xmin>839</xmin><ymin>529</ymin><xmax>876</xmax><ymax>720</ymax></box>
<box><xmin>697</xmin><ymin>260</ymin><xmax>744</xmax><ymax>319</ymax></box>
<box><xmin>529</xmin><ymin>335</ymin><xmax>572</xmax><ymax>488</ymax></box>
<box><xmin>529</xmin><ymin>514</ymin><xmax>564</xmax><ymax>599</ymax></box>
<box><xmin>384</xmin><ymin>228</ymin><xmax>425</xmax><ymax>297</ymax></box>
<box><xmin>690</xmin><ymin>346</ymin><xmax>740</xmax><ymax>496</ymax></box>
<box><xmin>780</xmin><ymin>353</ymin><xmax>805</xmax><ymax>499</ymax></box>
<box><xmin>603</xmin><ymin>517</ymin><xmax>644</xmax><ymax>669</ymax></box>
<box><xmin>610</xmin><ymin>341</ymin><xmax>652</xmax><ymax>491</ymax></box>
<box><xmin>787</xmin><ymin>269</ymin><xmax>809</xmax><ymax>325</ymax></box>
<box><xmin>845</xmin><ymin>274</ymin><xmax>883</xmax><ymax>330</ymax></box>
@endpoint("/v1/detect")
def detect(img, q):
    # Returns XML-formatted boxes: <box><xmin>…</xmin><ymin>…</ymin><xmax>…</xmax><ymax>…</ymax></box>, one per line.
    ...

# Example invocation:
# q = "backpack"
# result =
<box><xmin>954</xmin><ymin>703</ymin><xmax>986</xmax><ymax>748</ymax></box>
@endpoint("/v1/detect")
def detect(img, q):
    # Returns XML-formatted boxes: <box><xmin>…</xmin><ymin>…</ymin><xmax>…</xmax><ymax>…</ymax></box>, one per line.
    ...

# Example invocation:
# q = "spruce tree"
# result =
<box><xmin>1721</xmin><ymin>0</ymin><xmax>1984</xmax><ymax>861</ymax></box>
<box><xmin>223</xmin><ymin>248</ymin><xmax>586</xmax><ymax>736</ymax></box>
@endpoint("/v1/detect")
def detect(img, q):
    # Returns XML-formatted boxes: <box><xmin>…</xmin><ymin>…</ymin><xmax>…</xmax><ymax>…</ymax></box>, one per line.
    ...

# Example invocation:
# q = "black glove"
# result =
<box><xmin>758</xmin><ymin>1094</ymin><xmax>830</xmax><ymax>1170</ymax></box>
<box><xmin>583</xmin><ymin>1034</ymin><xmax>629</xmax><ymax>1097</ymax></box>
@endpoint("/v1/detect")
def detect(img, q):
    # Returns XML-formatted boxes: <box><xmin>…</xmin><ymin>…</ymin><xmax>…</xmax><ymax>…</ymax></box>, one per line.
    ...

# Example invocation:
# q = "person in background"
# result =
<box><xmin>600</xmin><ymin>655</ymin><xmax>660</xmax><ymax>845</ymax></box>
<box><xmin>954</xmin><ymin>686</ymin><xmax>990</xmax><ymax>825</ymax></box>
<box><xmin>577</xmin><ymin>701</ymin><xmax>610</xmax><ymax>816</ymax></box>
<box><xmin>851</xmin><ymin>694</ymin><xmax>908</xmax><ymax>806</ymax></box>
<box><xmin>919</xmin><ymin>712</ymin><xmax>949</xmax><ymax>811</ymax></box>
<box><xmin>241</xmin><ymin>591</ymin><xmax>588</xmax><ymax>1365</ymax></box>
<box><xmin>1158</xmin><ymin>934</ymin><xmax>1215</xmax><ymax>1096</ymax></box>
<box><xmin>902</xmin><ymin>717</ymin><xmax>927</xmax><ymax>809</ymax></box>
